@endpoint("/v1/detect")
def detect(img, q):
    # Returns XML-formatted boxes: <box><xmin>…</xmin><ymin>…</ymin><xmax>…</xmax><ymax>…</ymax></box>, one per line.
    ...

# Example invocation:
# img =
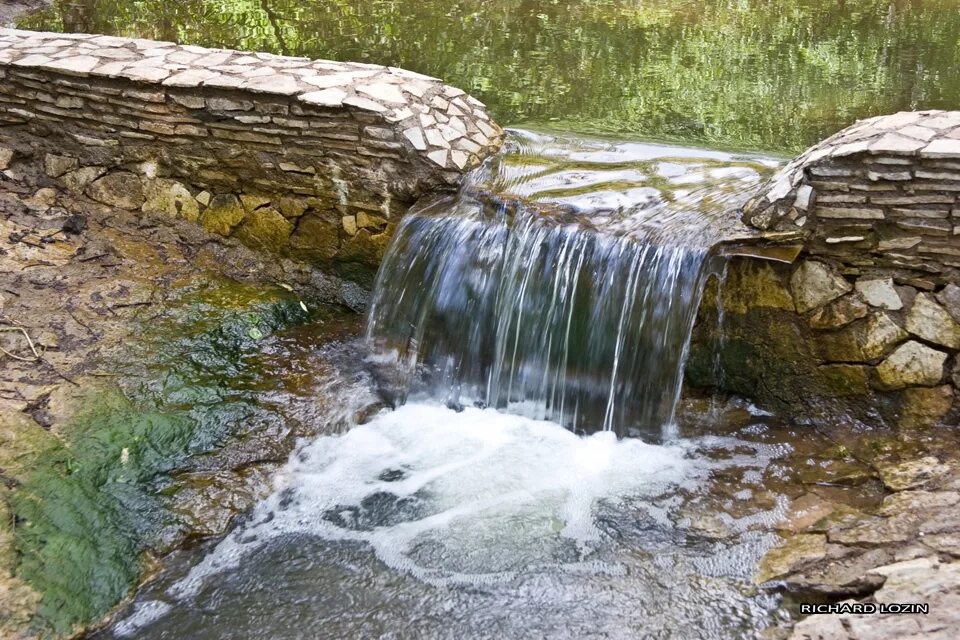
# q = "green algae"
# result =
<box><xmin>8</xmin><ymin>280</ymin><xmax>328</xmax><ymax>637</ymax></box>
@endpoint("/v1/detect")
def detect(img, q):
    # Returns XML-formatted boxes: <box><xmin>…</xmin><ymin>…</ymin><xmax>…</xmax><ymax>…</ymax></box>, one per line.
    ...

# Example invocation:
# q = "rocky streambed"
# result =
<box><xmin>0</xmin><ymin>148</ymin><xmax>381</xmax><ymax>637</ymax></box>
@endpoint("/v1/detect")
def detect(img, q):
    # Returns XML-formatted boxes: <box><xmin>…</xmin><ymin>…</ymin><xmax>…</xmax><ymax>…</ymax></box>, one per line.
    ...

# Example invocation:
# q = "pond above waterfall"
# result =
<box><xmin>20</xmin><ymin>0</ymin><xmax>960</xmax><ymax>153</ymax></box>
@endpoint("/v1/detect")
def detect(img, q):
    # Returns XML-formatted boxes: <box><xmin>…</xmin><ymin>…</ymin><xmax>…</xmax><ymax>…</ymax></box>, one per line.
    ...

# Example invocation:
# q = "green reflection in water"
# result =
<box><xmin>19</xmin><ymin>0</ymin><xmax>960</xmax><ymax>153</ymax></box>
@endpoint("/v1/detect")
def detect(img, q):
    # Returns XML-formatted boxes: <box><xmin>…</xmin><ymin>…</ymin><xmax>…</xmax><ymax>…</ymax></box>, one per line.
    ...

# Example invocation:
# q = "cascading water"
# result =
<box><xmin>365</xmin><ymin>131</ymin><xmax>772</xmax><ymax>439</ymax></box>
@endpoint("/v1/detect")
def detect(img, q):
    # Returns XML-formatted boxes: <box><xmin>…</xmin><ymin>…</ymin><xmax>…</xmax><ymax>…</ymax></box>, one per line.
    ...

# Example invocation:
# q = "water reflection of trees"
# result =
<box><xmin>22</xmin><ymin>0</ymin><xmax>960</xmax><ymax>153</ymax></box>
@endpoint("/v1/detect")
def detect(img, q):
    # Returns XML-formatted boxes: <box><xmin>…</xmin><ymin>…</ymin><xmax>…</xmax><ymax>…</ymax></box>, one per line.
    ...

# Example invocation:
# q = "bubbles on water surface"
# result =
<box><xmin>113</xmin><ymin>402</ymin><xmax>788</xmax><ymax>639</ymax></box>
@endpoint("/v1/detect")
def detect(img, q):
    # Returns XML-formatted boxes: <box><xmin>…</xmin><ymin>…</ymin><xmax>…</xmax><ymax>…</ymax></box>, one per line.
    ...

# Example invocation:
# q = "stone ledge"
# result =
<box><xmin>0</xmin><ymin>28</ymin><xmax>505</xmax><ymax>280</ymax></box>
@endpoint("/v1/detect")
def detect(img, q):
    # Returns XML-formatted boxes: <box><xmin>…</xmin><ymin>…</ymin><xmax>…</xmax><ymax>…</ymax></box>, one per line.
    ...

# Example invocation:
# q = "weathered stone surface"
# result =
<box><xmin>44</xmin><ymin>153</ymin><xmax>78</xmax><ymax>178</ymax></box>
<box><xmin>755</xmin><ymin>534</ymin><xmax>827</xmax><ymax>583</ymax></box>
<box><xmin>854</xmin><ymin>277</ymin><xmax>902</xmax><ymax>310</ymax></box>
<box><xmin>818</xmin><ymin>313</ymin><xmax>906</xmax><ymax>362</ymax></box>
<box><xmin>936</xmin><ymin>283</ymin><xmax>960</xmax><ymax>324</ymax></box>
<box><xmin>875</xmin><ymin>341</ymin><xmax>947</xmax><ymax>389</ymax></box>
<box><xmin>877</xmin><ymin>457</ymin><xmax>950</xmax><ymax>491</ymax></box>
<box><xmin>791</xmin><ymin>261</ymin><xmax>853</xmax><ymax>313</ymax></box>
<box><xmin>905</xmin><ymin>293</ymin><xmax>960</xmax><ymax>348</ymax></box>
<box><xmin>61</xmin><ymin>166</ymin><xmax>107</xmax><ymax>194</ymax></box>
<box><xmin>288</xmin><ymin>214</ymin><xmax>339</xmax><ymax>258</ymax></box>
<box><xmin>233</xmin><ymin>207</ymin><xmax>294</xmax><ymax>251</ymax></box>
<box><xmin>201</xmin><ymin>194</ymin><xmax>246</xmax><ymax>236</ymax></box>
<box><xmin>899</xmin><ymin>385</ymin><xmax>954</xmax><ymax>428</ymax></box>
<box><xmin>85</xmin><ymin>171</ymin><xmax>145</xmax><ymax>210</ymax></box>
<box><xmin>0</xmin><ymin>147</ymin><xmax>13</xmax><ymax>171</ymax></box>
<box><xmin>142</xmin><ymin>179</ymin><xmax>200</xmax><ymax>222</ymax></box>
<box><xmin>808</xmin><ymin>294</ymin><xmax>868</xmax><ymax>329</ymax></box>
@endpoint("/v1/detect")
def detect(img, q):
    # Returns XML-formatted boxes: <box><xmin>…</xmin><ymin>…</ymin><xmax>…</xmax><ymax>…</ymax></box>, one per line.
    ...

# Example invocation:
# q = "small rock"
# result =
<box><xmin>196</xmin><ymin>190</ymin><xmax>212</xmax><ymax>207</ymax></box>
<box><xmin>240</xmin><ymin>194</ymin><xmax>271</xmax><ymax>213</ymax></box>
<box><xmin>233</xmin><ymin>207</ymin><xmax>294</xmax><ymax>252</ymax></box>
<box><xmin>44</xmin><ymin>154</ymin><xmax>78</xmax><ymax>178</ymax></box>
<box><xmin>278</xmin><ymin>197</ymin><xmax>308</xmax><ymax>219</ymax></box>
<box><xmin>791</xmin><ymin>261</ymin><xmax>853</xmax><ymax>313</ymax></box>
<box><xmin>0</xmin><ymin>147</ymin><xmax>14</xmax><ymax>171</ymax></box>
<box><xmin>61</xmin><ymin>166</ymin><xmax>107</xmax><ymax>195</ymax></box>
<box><xmin>808</xmin><ymin>294</ymin><xmax>868</xmax><ymax>329</ymax></box>
<box><xmin>200</xmin><ymin>194</ymin><xmax>246</xmax><ymax>236</ymax></box>
<box><xmin>877</xmin><ymin>457</ymin><xmax>949</xmax><ymax>491</ymax></box>
<box><xmin>85</xmin><ymin>172</ymin><xmax>145</xmax><ymax>210</ymax></box>
<box><xmin>25</xmin><ymin>188</ymin><xmax>57</xmax><ymax>210</ymax></box>
<box><xmin>905</xmin><ymin>293</ymin><xmax>960</xmax><ymax>349</ymax></box>
<box><xmin>342</xmin><ymin>215</ymin><xmax>358</xmax><ymax>236</ymax></box>
<box><xmin>875</xmin><ymin>341</ymin><xmax>947</xmax><ymax>390</ymax></box>
<box><xmin>62</xmin><ymin>214</ymin><xmax>87</xmax><ymax>235</ymax></box>
<box><xmin>855</xmin><ymin>277</ymin><xmax>903</xmax><ymax>310</ymax></box>
<box><xmin>936</xmin><ymin>283</ymin><xmax>960</xmax><ymax>324</ymax></box>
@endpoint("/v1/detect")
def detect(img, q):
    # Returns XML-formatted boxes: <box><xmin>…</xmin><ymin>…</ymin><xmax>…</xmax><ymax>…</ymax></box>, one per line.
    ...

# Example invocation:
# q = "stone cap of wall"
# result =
<box><xmin>742</xmin><ymin>111</ymin><xmax>960</xmax><ymax>284</ymax></box>
<box><xmin>744</xmin><ymin>110</ymin><xmax>960</xmax><ymax>230</ymax></box>
<box><xmin>0</xmin><ymin>28</ymin><xmax>504</xmax><ymax>174</ymax></box>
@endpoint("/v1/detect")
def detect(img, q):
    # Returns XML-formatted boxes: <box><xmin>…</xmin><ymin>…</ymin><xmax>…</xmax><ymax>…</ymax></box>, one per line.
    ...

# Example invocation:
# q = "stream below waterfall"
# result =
<box><xmin>86</xmin><ymin>133</ymin><xmax>830</xmax><ymax>640</ymax></box>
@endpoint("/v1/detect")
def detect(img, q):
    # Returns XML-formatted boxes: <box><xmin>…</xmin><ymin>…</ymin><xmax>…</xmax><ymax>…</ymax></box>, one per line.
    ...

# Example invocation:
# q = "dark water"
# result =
<box><xmin>20</xmin><ymin>0</ymin><xmax>960</xmax><ymax>152</ymax></box>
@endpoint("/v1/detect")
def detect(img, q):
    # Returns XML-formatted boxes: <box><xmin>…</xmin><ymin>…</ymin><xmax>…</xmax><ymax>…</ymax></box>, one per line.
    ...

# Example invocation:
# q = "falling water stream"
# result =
<box><xmin>93</xmin><ymin>132</ymin><xmax>800</xmax><ymax>640</ymax></box>
<box><xmin>365</xmin><ymin>131</ymin><xmax>773</xmax><ymax>439</ymax></box>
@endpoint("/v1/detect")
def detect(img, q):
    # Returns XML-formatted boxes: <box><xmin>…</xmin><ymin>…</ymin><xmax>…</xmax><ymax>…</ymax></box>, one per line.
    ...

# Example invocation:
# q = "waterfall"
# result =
<box><xmin>364</xmin><ymin>131</ymin><xmax>771</xmax><ymax>440</ymax></box>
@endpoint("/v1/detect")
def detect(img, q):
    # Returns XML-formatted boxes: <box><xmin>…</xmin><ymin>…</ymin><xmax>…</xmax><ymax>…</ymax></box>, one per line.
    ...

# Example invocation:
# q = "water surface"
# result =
<box><xmin>21</xmin><ymin>0</ymin><xmax>960</xmax><ymax>152</ymax></box>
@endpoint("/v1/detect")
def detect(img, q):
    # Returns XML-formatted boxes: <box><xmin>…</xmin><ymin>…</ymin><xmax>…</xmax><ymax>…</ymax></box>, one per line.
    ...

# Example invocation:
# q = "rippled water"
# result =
<box><xmin>21</xmin><ymin>0</ymin><xmax>960</xmax><ymax>152</ymax></box>
<box><xmin>99</xmin><ymin>401</ymin><xmax>792</xmax><ymax>640</ymax></box>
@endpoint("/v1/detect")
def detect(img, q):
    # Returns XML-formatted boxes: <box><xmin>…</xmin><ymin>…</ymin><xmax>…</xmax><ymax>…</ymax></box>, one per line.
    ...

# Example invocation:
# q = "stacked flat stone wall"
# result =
<box><xmin>693</xmin><ymin>112</ymin><xmax>960</xmax><ymax>427</ymax></box>
<box><xmin>0</xmin><ymin>28</ymin><xmax>504</xmax><ymax>282</ymax></box>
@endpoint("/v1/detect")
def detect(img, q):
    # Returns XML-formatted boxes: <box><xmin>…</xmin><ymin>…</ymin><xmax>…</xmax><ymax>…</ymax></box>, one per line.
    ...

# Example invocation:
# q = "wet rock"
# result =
<box><xmin>808</xmin><ymin>294</ymin><xmax>868</xmax><ymax>329</ymax></box>
<box><xmin>44</xmin><ymin>153</ymin><xmax>78</xmax><ymax>178</ymax></box>
<box><xmin>786</xmin><ymin>547</ymin><xmax>890</xmax><ymax>597</ymax></box>
<box><xmin>85</xmin><ymin>171</ymin><xmax>145</xmax><ymax>210</ymax></box>
<box><xmin>877</xmin><ymin>456</ymin><xmax>949</xmax><ymax>491</ymax></box>
<box><xmin>233</xmin><ymin>207</ymin><xmax>294</xmax><ymax>252</ymax></box>
<box><xmin>898</xmin><ymin>385</ymin><xmax>954</xmax><ymax>428</ymax></box>
<box><xmin>828</xmin><ymin>512</ymin><xmax>921</xmax><ymax>546</ymax></box>
<box><xmin>818</xmin><ymin>313</ymin><xmax>906</xmax><ymax>362</ymax></box>
<box><xmin>777</xmin><ymin>494</ymin><xmax>846</xmax><ymax>534</ymax></box>
<box><xmin>855</xmin><ymin>277</ymin><xmax>903</xmax><ymax>310</ymax></box>
<box><xmin>791</xmin><ymin>261</ymin><xmax>853</xmax><ymax>313</ymax></box>
<box><xmin>905</xmin><ymin>293</ymin><xmax>960</xmax><ymax>349</ymax></box>
<box><xmin>142</xmin><ymin>179</ymin><xmax>200</xmax><ymax>222</ymax></box>
<box><xmin>170</xmin><ymin>468</ymin><xmax>276</xmax><ymax>538</ymax></box>
<box><xmin>755</xmin><ymin>533</ymin><xmax>827</xmax><ymax>583</ymax></box>
<box><xmin>0</xmin><ymin>411</ymin><xmax>61</xmax><ymax>484</ymax></box>
<box><xmin>874</xmin><ymin>341</ymin><xmax>946</xmax><ymax>389</ymax></box>
<box><xmin>201</xmin><ymin>194</ymin><xmax>246</xmax><ymax>236</ymax></box>
<box><xmin>0</xmin><ymin>147</ymin><xmax>13</xmax><ymax>171</ymax></box>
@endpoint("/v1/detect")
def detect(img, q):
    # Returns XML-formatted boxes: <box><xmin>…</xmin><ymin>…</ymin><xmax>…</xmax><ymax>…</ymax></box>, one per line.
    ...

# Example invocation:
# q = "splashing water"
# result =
<box><xmin>365</xmin><ymin>131</ymin><xmax>772</xmax><ymax>438</ymax></box>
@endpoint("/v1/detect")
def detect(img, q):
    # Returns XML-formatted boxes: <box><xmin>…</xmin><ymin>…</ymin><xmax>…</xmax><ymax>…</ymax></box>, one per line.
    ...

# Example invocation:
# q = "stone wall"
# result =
<box><xmin>0</xmin><ymin>28</ymin><xmax>504</xmax><ymax>282</ymax></box>
<box><xmin>692</xmin><ymin>112</ymin><xmax>960</xmax><ymax>427</ymax></box>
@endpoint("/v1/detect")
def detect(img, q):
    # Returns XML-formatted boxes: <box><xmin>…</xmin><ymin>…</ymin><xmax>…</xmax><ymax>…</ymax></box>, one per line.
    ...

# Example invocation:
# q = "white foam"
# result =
<box><xmin>159</xmin><ymin>403</ymin><xmax>695</xmax><ymax>602</ymax></box>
